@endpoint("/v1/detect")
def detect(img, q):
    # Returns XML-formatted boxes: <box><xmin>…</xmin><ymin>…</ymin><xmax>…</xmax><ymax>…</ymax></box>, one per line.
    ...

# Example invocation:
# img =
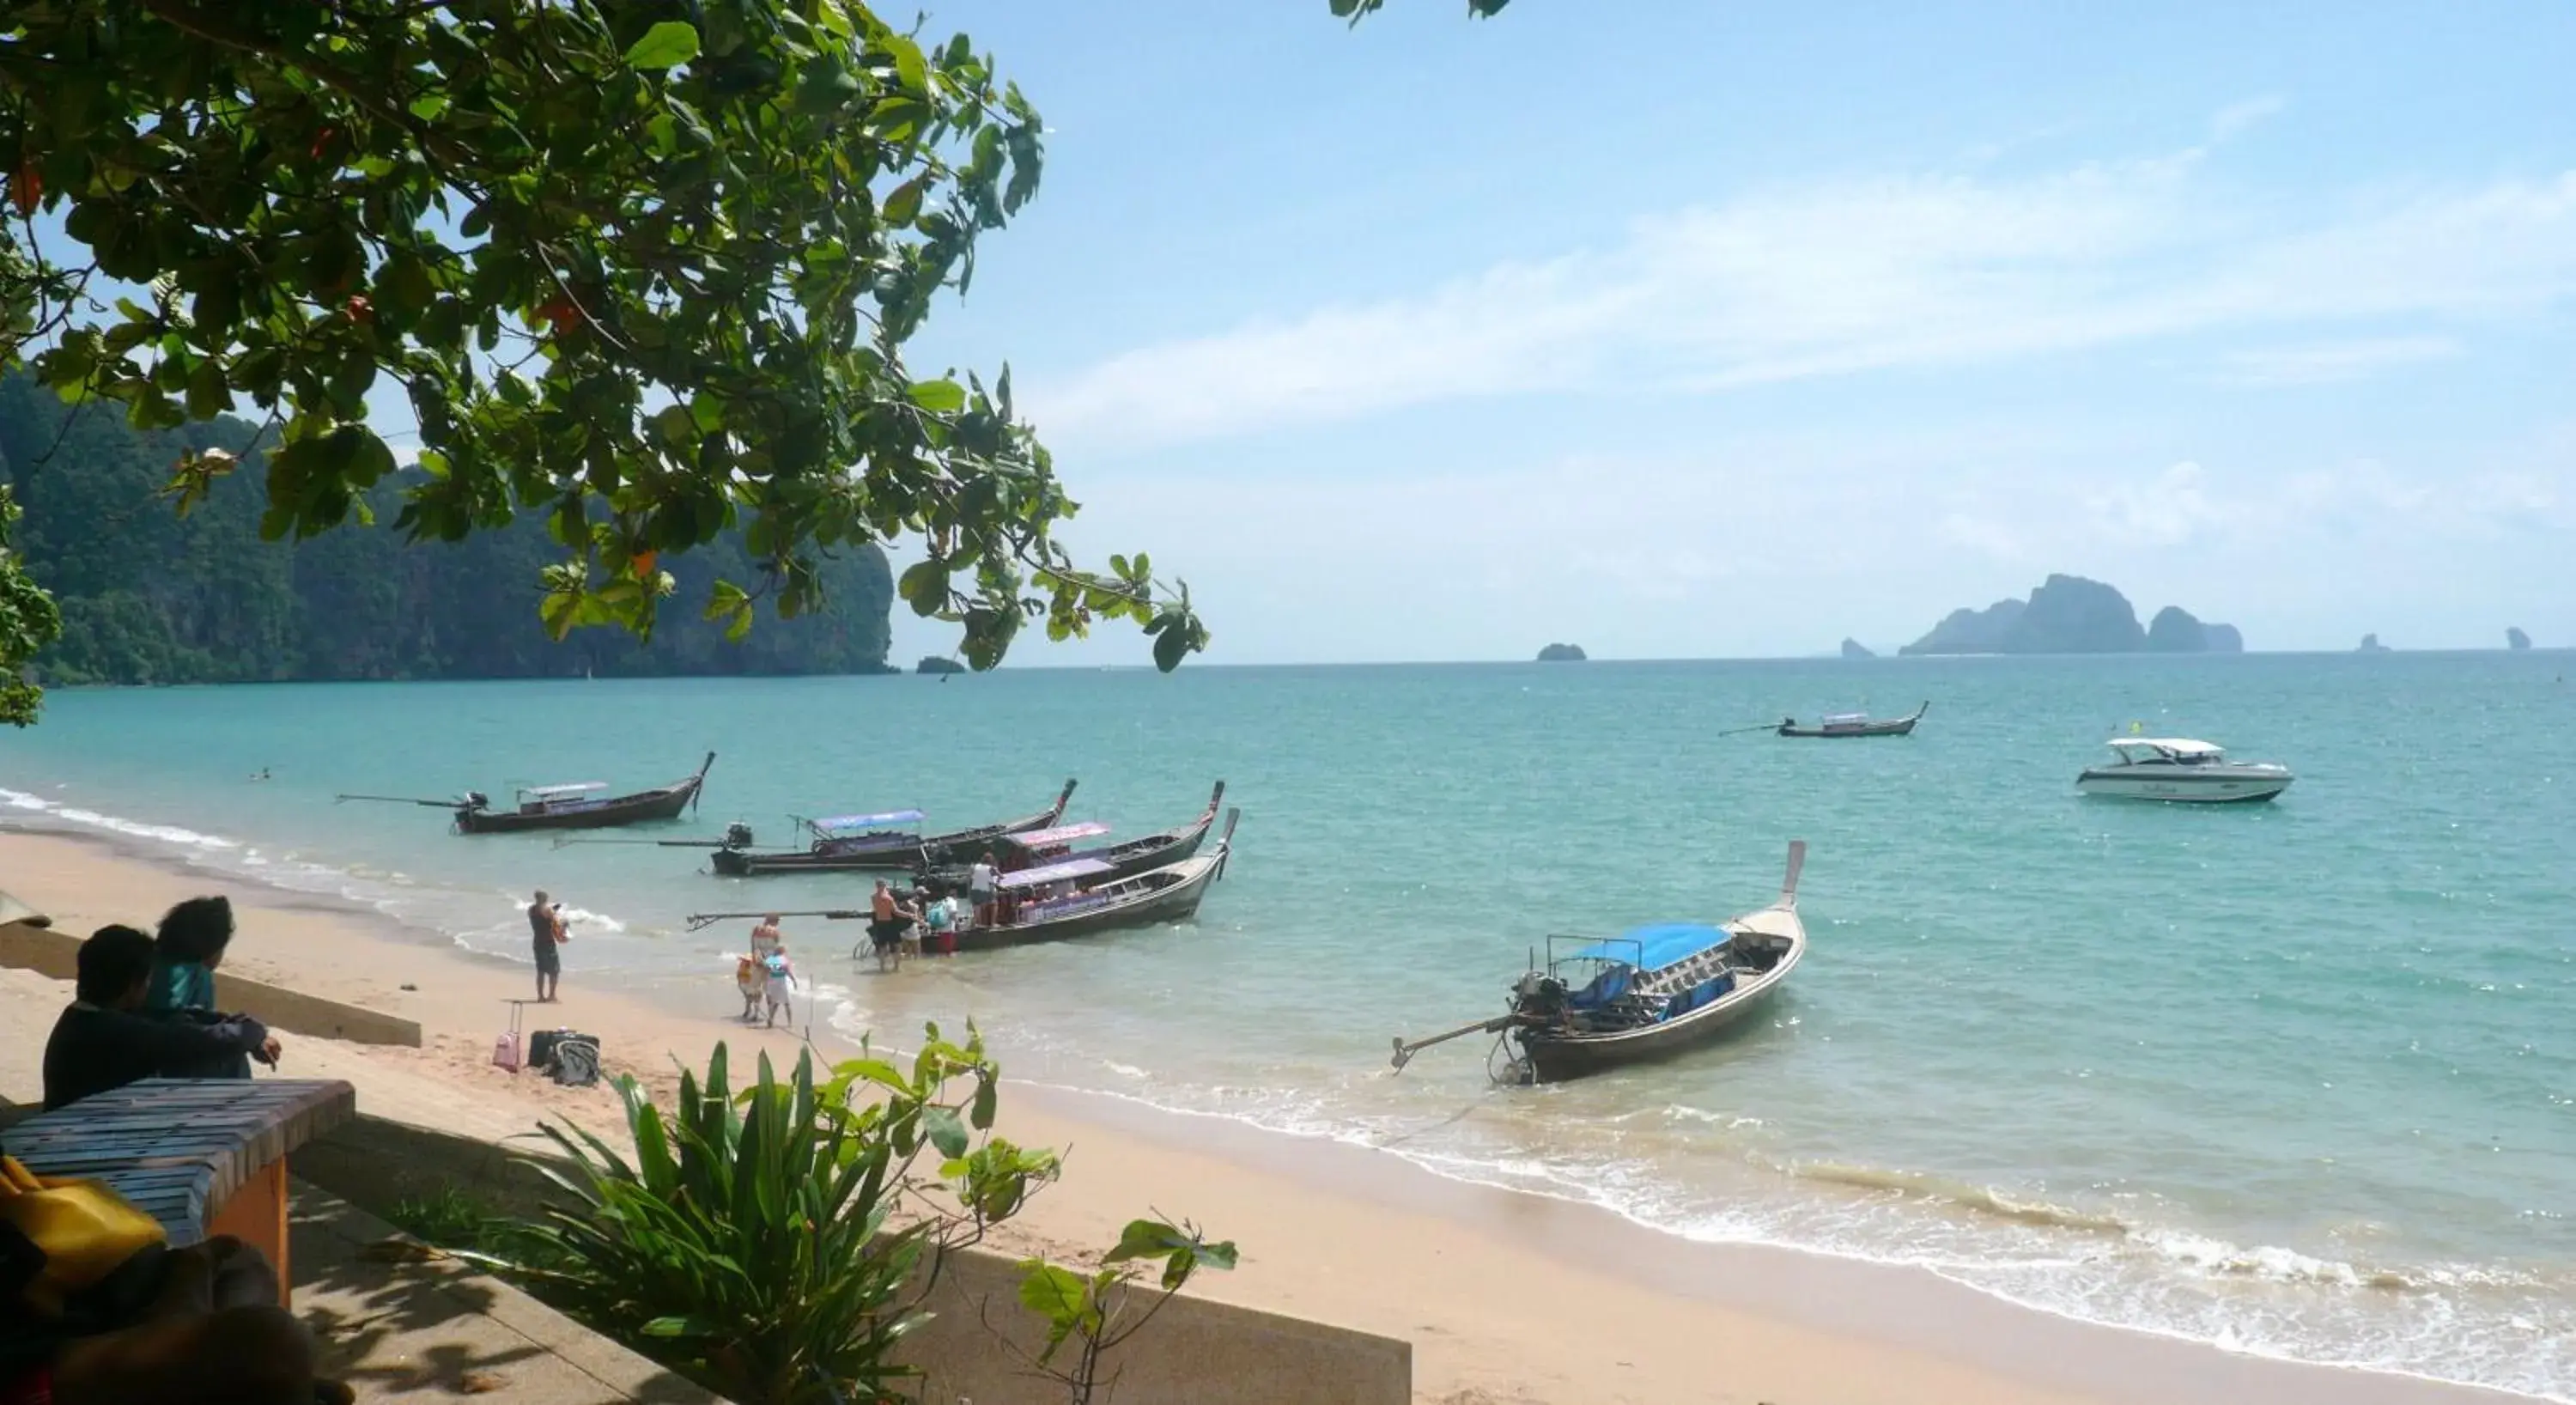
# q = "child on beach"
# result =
<box><xmin>761</xmin><ymin>952</ymin><xmax>794</xmax><ymax>1028</ymax></box>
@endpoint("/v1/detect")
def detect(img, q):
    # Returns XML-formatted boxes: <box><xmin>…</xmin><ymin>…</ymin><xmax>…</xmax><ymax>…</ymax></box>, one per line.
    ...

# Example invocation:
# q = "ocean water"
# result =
<box><xmin>4</xmin><ymin>656</ymin><xmax>2573</xmax><ymax>1398</ymax></box>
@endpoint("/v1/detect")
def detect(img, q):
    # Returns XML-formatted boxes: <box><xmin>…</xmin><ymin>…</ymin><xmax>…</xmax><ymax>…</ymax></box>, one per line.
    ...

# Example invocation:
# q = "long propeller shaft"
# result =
<box><xmin>1389</xmin><ymin>1015</ymin><xmax>1516</xmax><ymax>1073</ymax></box>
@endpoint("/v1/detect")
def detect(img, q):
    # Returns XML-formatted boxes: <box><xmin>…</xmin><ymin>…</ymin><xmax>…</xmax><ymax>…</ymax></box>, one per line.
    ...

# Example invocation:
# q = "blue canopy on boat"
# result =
<box><xmin>1567</xmin><ymin>921</ymin><xmax>1729</xmax><ymax>973</ymax></box>
<box><xmin>812</xmin><ymin>810</ymin><xmax>925</xmax><ymax>832</ymax></box>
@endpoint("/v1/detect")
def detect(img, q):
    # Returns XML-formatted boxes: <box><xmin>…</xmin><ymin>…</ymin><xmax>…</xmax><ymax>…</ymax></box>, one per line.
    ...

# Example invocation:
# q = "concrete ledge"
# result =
<box><xmin>906</xmin><ymin>1250</ymin><xmax>1412</xmax><ymax>1405</ymax></box>
<box><xmin>0</xmin><ymin>920</ymin><xmax>422</xmax><ymax>1048</ymax></box>
<box><xmin>301</xmin><ymin>1111</ymin><xmax>1411</xmax><ymax>1405</ymax></box>
<box><xmin>290</xmin><ymin>1178</ymin><xmax>720</xmax><ymax>1404</ymax></box>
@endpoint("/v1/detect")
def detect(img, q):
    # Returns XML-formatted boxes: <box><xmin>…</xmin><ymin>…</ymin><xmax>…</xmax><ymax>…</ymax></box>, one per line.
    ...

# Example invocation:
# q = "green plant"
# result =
<box><xmin>386</xmin><ymin>1186</ymin><xmax>494</xmax><ymax>1251</ymax></box>
<box><xmin>1010</xmin><ymin>1219</ymin><xmax>1237</xmax><ymax>1404</ymax></box>
<box><xmin>482</xmin><ymin>1031</ymin><xmax>1058</xmax><ymax>1405</ymax></box>
<box><xmin>1</xmin><ymin>0</ymin><xmax>1207</xmax><ymax>719</ymax></box>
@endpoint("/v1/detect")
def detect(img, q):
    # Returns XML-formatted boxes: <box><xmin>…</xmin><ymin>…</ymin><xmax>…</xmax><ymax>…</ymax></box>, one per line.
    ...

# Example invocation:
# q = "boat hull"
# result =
<box><xmin>923</xmin><ymin>790</ymin><xmax>1223</xmax><ymax>890</ymax></box>
<box><xmin>455</xmin><ymin>774</ymin><xmax>706</xmax><ymax>834</ymax></box>
<box><xmin>713</xmin><ymin>782</ymin><xmax>1077</xmax><ymax>877</ymax></box>
<box><xmin>948</xmin><ymin>849</ymin><xmax>1225</xmax><ymax>952</ymax></box>
<box><xmin>1776</xmin><ymin>702</ymin><xmax>1927</xmax><ymax>739</ymax></box>
<box><xmin>1516</xmin><ymin>903</ymin><xmax>1806</xmax><ymax>1083</ymax></box>
<box><xmin>2075</xmin><ymin>769</ymin><xmax>2292</xmax><ymax>803</ymax></box>
<box><xmin>1777</xmin><ymin>717</ymin><xmax>1917</xmax><ymax>738</ymax></box>
<box><xmin>1520</xmin><ymin>977</ymin><xmax>1789</xmax><ymax>1080</ymax></box>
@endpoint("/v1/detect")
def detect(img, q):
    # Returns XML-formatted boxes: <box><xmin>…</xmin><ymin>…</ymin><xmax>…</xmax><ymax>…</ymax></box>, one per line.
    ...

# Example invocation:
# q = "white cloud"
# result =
<box><xmin>2091</xmin><ymin>461</ymin><xmax>2224</xmax><ymax>546</ymax></box>
<box><xmin>1028</xmin><ymin>157</ymin><xmax>2576</xmax><ymax>453</ymax></box>
<box><xmin>2208</xmin><ymin>95</ymin><xmax>2288</xmax><ymax>143</ymax></box>
<box><xmin>2214</xmin><ymin>336</ymin><xmax>2464</xmax><ymax>386</ymax></box>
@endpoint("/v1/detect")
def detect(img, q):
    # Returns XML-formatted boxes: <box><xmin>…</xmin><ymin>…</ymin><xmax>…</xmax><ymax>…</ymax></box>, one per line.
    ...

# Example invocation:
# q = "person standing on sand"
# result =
<box><xmin>762</xmin><ymin>952</ymin><xmax>794</xmax><ymax>1028</ymax></box>
<box><xmin>528</xmin><ymin>890</ymin><xmax>568</xmax><ymax>1002</ymax></box>
<box><xmin>740</xmin><ymin>915</ymin><xmax>784</xmax><ymax>1020</ymax></box>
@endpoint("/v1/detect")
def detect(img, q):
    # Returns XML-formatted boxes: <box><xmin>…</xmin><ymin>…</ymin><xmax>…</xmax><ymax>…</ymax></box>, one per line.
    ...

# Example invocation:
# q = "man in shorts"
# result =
<box><xmin>866</xmin><ymin>880</ymin><xmax>907</xmax><ymax>973</ymax></box>
<box><xmin>528</xmin><ymin>889</ymin><xmax>567</xmax><ymax>1001</ymax></box>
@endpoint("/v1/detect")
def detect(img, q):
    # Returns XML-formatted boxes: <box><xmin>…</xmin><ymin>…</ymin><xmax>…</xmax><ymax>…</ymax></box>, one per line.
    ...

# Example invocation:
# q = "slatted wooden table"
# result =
<box><xmin>1</xmin><ymin>1079</ymin><xmax>355</xmax><ymax>1303</ymax></box>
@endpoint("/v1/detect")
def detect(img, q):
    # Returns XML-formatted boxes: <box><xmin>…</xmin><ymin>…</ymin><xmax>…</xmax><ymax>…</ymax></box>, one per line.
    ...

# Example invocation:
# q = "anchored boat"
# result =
<box><xmin>336</xmin><ymin>753</ymin><xmax>715</xmax><ymax>834</ymax></box>
<box><xmin>1392</xmin><ymin>841</ymin><xmax>1807</xmax><ymax>1084</ymax></box>
<box><xmin>1776</xmin><ymin>702</ymin><xmax>1926</xmax><ymax>738</ymax></box>
<box><xmin>2076</xmin><ymin>738</ymin><xmax>2293</xmax><ymax>804</ymax></box>
<box><xmin>918</xmin><ymin>782</ymin><xmax>1227</xmax><ymax>891</ymax></box>
<box><xmin>709</xmin><ymin>780</ymin><xmax>1078</xmax><ymax>876</ymax></box>
<box><xmin>687</xmin><ymin>810</ymin><xmax>1239</xmax><ymax>954</ymax></box>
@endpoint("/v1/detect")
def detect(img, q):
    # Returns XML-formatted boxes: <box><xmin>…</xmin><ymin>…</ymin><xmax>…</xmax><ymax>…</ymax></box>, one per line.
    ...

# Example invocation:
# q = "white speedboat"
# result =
<box><xmin>2075</xmin><ymin>738</ymin><xmax>2293</xmax><ymax>804</ymax></box>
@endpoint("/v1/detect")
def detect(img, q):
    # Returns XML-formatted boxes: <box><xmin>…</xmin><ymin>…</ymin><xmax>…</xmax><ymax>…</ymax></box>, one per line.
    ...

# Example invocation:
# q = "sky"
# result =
<box><xmin>865</xmin><ymin>0</ymin><xmax>2576</xmax><ymax>666</ymax></box>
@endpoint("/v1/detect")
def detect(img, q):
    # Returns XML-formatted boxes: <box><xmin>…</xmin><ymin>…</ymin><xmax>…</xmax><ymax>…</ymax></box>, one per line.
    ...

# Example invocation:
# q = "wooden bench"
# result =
<box><xmin>2</xmin><ymin>1079</ymin><xmax>355</xmax><ymax>1303</ymax></box>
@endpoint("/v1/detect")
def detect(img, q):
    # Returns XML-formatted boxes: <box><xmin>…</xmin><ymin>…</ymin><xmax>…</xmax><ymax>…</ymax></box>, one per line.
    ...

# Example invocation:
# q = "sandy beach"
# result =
<box><xmin>0</xmin><ymin>824</ymin><xmax>2538</xmax><ymax>1405</ymax></box>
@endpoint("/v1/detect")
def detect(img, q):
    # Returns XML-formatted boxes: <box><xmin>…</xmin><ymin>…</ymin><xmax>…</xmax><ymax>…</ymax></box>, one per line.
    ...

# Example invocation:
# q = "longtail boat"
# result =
<box><xmin>1776</xmin><ymin>702</ymin><xmax>1926</xmax><ymax>738</ymax></box>
<box><xmin>918</xmin><ymin>782</ymin><xmax>1226</xmax><ymax>891</ymax></box>
<box><xmin>688</xmin><ymin>809</ymin><xmax>1238</xmax><ymax>954</ymax></box>
<box><xmin>1390</xmin><ymin>840</ymin><xmax>1807</xmax><ymax>1084</ymax></box>
<box><xmin>335</xmin><ymin>753</ymin><xmax>715</xmax><ymax>835</ymax></box>
<box><xmin>708</xmin><ymin>780</ymin><xmax>1078</xmax><ymax>877</ymax></box>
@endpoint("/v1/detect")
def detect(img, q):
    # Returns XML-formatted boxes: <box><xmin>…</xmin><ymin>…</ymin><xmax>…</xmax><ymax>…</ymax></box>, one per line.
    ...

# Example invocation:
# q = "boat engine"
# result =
<box><xmin>721</xmin><ymin>822</ymin><xmax>756</xmax><ymax>848</ymax></box>
<box><xmin>1509</xmin><ymin>970</ymin><xmax>1568</xmax><ymax>1023</ymax></box>
<box><xmin>462</xmin><ymin>790</ymin><xmax>490</xmax><ymax>812</ymax></box>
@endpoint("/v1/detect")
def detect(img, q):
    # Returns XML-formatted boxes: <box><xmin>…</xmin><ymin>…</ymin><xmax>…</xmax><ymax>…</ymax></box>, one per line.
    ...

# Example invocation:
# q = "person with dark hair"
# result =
<box><xmin>146</xmin><ymin>895</ymin><xmax>235</xmax><ymax>1015</ymax></box>
<box><xmin>39</xmin><ymin>927</ymin><xmax>278</xmax><ymax>1112</ymax></box>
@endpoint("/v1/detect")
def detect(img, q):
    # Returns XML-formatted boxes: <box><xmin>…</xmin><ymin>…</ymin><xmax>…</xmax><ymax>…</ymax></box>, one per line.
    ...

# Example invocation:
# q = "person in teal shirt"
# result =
<box><xmin>145</xmin><ymin>895</ymin><xmax>234</xmax><ymax>1014</ymax></box>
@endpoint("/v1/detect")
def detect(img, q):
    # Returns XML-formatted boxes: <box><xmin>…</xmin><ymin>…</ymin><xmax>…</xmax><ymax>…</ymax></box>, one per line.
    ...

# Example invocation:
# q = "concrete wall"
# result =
<box><xmin>903</xmin><ymin>1250</ymin><xmax>1411</xmax><ymax>1405</ymax></box>
<box><xmin>0</xmin><ymin>920</ymin><xmax>422</xmax><ymax>1048</ymax></box>
<box><xmin>298</xmin><ymin>1111</ymin><xmax>1412</xmax><ymax>1405</ymax></box>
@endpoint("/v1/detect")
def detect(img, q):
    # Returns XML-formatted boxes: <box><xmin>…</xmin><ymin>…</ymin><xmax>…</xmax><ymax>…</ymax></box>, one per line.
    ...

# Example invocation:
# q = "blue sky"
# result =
<box><xmin>876</xmin><ymin>0</ymin><xmax>2576</xmax><ymax>665</ymax></box>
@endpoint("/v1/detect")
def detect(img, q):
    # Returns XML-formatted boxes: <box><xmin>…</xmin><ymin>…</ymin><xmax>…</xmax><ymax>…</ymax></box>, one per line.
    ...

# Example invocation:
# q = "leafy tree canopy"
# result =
<box><xmin>0</xmin><ymin>0</ymin><xmax>1504</xmax><ymax>723</ymax></box>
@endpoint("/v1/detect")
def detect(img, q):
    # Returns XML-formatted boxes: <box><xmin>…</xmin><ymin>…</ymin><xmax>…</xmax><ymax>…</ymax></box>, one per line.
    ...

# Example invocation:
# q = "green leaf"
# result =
<box><xmin>882</xmin><ymin>176</ymin><xmax>926</xmax><ymax>227</ymax></box>
<box><xmin>1015</xmin><ymin>1261</ymin><xmax>1091</xmax><ymax>1361</ymax></box>
<box><xmin>623</xmin><ymin>21</ymin><xmax>701</xmax><ymax>70</ymax></box>
<box><xmin>923</xmin><ymin>1104</ymin><xmax>969</xmax><ymax>1159</ymax></box>
<box><xmin>1104</xmin><ymin>1219</ymin><xmax>1182</xmax><ymax>1266</ymax></box>
<box><xmin>905</xmin><ymin>378</ymin><xmax>966</xmax><ymax>413</ymax></box>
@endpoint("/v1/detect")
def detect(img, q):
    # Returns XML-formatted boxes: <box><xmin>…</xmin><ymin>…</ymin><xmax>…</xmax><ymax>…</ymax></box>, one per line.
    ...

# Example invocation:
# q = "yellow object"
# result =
<box><xmin>0</xmin><ymin>1154</ymin><xmax>168</xmax><ymax>1316</ymax></box>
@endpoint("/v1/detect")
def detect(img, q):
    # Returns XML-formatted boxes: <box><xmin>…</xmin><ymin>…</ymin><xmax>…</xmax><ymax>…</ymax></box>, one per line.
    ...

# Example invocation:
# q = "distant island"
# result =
<box><xmin>2358</xmin><ymin>634</ymin><xmax>2391</xmax><ymax>654</ymax></box>
<box><xmin>1840</xmin><ymin>638</ymin><xmax>1876</xmax><ymax>660</ymax></box>
<box><xmin>2509</xmin><ymin>627</ymin><xmax>2532</xmax><ymax>651</ymax></box>
<box><xmin>1899</xmin><ymin>575</ymin><xmax>2243</xmax><ymax>655</ymax></box>
<box><xmin>1536</xmin><ymin>643</ymin><xmax>1588</xmax><ymax>662</ymax></box>
<box><xmin>915</xmin><ymin>655</ymin><xmax>967</xmax><ymax>675</ymax></box>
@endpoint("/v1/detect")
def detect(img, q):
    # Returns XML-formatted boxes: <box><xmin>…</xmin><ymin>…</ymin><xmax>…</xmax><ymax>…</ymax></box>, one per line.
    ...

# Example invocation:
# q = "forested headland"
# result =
<box><xmin>0</xmin><ymin>374</ymin><xmax>894</xmax><ymax>685</ymax></box>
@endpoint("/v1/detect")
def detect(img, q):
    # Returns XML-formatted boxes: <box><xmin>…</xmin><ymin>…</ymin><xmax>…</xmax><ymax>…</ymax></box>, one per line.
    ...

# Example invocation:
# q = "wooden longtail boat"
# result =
<box><xmin>1776</xmin><ymin>702</ymin><xmax>1926</xmax><ymax>738</ymax></box>
<box><xmin>335</xmin><ymin>753</ymin><xmax>715</xmax><ymax>835</ymax></box>
<box><xmin>686</xmin><ymin>810</ymin><xmax>1239</xmax><ymax>955</ymax></box>
<box><xmin>708</xmin><ymin>780</ymin><xmax>1078</xmax><ymax>876</ymax></box>
<box><xmin>1390</xmin><ymin>840</ymin><xmax>1807</xmax><ymax>1084</ymax></box>
<box><xmin>919</xmin><ymin>782</ymin><xmax>1226</xmax><ymax>890</ymax></box>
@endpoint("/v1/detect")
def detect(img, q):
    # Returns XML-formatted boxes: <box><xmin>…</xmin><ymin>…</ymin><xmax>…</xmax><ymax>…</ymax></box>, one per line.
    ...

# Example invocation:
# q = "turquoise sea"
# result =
<box><xmin>4</xmin><ymin>655</ymin><xmax>2573</xmax><ymax>1399</ymax></box>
